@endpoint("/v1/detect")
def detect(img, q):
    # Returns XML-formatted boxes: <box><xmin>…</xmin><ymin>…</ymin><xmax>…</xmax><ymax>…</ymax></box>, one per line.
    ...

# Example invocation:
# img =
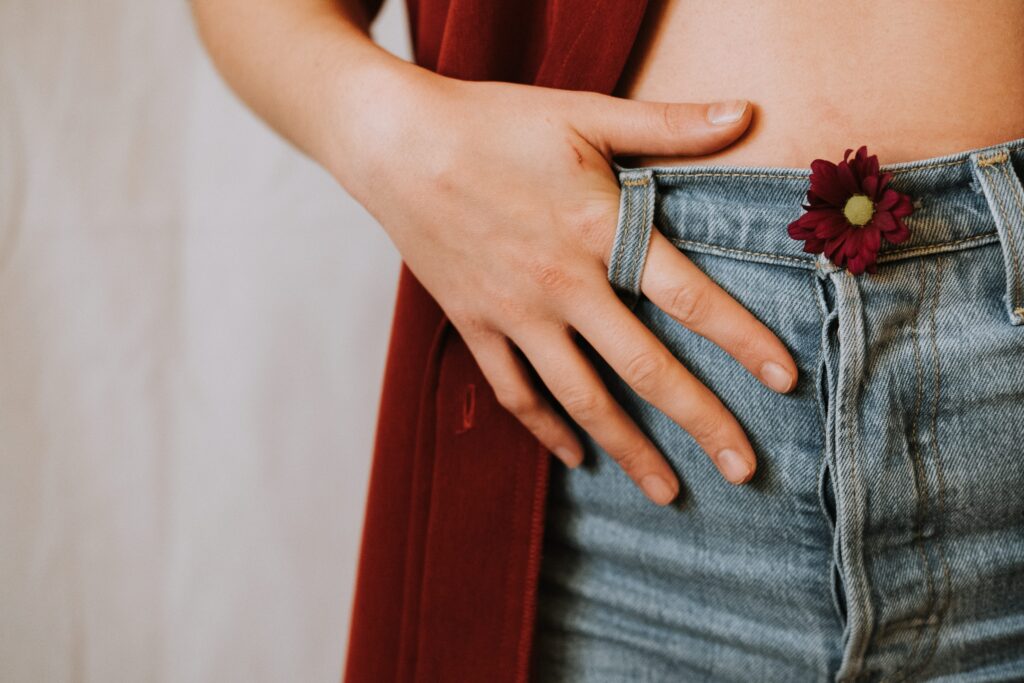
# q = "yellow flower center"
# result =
<box><xmin>843</xmin><ymin>194</ymin><xmax>875</xmax><ymax>226</ymax></box>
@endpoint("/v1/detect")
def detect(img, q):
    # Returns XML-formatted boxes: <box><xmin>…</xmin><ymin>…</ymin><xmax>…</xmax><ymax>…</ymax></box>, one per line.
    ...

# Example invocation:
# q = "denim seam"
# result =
<box><xmin>617</xmin><ymin>174</ymin><xmax>653</xmax><ymax>310</ymax></box>
<box><xmin>835</xmin><ymin>272</ymin><xmax>873</xmax><ymax>683</ymax></box>
<box><xmin>636</xmin><ymin>177</ymin><xmax>653</xmax><ymax>299</ymax></box>
<box><xmin>810</xmin><ymin>274</ymin><xmax>846</xmax><ymax>632</ymax></box>
<box><xmin>610</xmin><ymin>179</ymin><xmax>636</xmax><ymax>299</ymax></box>
<box><xmin>657</xmin><ymin>178</ymin><xmax>968</xmax><ymax>215</ymax></box>
<box><xmin>977</xmin><ymin>150</ymin><xmax>1010</xmax><ymax>166</ymax></box>
<box><xmin>665</xmin><ymin>233</ymin><xmax>999</xmax><ymax>269</ymax></box>
<box><xmin>890</xmin><ymin>258</ymin><xmax>938</xmax><ymax>681</ymax></box>
<box><xmin>983</xmin><ymin>164</ymin><xmax>1021</xmax><ymax>295</ymax></box>
<box><xmin>667</xmin><ymin>238</ymin><xmax>814</xmax><ymax>266</ymax></box>
<box><xmin>980</xmin><ymin>162</ymin><xmax>1023</xmax><ymax>318</ymax></box>
<box><xmin>810</xmin><ymin>274</ymin><xmax>828</xmax><ymax>439</ymax></box>
<box><xmin>648</xmin><ymin>156</ymin><xmax>976</xmax><ymax>183</ymax></box>
<box><xmin>876</xmin><ymin>232</ymin><xmax>999</xmax><ymax>262</ymax></box>
<box><xmin>997</xmin><ymin>161</ymin><xmax>1024</xmax><ymax>315</ymax></box>
<box><xmin>916</xmin><ymin>256</ymin><xmax>953</xmax><ymax>678</ymax></box>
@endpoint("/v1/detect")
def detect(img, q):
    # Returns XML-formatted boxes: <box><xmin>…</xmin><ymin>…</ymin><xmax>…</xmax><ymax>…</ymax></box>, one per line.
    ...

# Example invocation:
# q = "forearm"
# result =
<box><xmin>189</xmin><ymin>0</ymin><xmax>423</xmax><ymax>193</ymax></box>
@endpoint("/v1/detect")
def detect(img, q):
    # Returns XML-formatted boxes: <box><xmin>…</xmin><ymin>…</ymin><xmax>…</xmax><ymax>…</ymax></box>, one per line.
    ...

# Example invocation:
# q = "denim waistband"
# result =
<box><xmin>611</xmin><ymin>134</ymin><xmax>1024</xmax><ymax>274</ymax></box>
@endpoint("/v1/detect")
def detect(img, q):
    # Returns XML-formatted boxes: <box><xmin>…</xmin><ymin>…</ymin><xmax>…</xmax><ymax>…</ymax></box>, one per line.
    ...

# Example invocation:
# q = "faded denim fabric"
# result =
<box><xmin>530</xmin><ymin>138</ymin><xmax>1024</xmax><ymax>682</ymax></box>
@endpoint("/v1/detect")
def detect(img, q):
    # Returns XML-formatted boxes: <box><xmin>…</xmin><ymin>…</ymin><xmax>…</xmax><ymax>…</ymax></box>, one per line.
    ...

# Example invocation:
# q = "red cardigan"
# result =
<box><xmin>343</xmin><ymin>2</ymin><xmax>650</xmax><ymax>680</ymax></box>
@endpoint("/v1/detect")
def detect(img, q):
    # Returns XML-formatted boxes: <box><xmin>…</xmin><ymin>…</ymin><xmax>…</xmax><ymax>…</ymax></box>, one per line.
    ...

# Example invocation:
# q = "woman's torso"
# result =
<box><xmin>614</xmin><ymin>0</ymin><xmax>1024</xmax><ymax>167</ymax></box>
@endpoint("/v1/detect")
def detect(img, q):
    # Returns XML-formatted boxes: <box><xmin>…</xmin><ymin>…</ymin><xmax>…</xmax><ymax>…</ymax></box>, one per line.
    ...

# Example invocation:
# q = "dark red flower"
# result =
<box><xmin>787</xmin><ymin>145</ymin><xmax>914</xmax><ymax>275</ymax></box>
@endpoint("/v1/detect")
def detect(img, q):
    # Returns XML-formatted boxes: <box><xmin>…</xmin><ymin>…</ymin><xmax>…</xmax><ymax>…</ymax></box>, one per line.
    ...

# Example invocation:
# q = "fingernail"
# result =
<box><xmin>760</xmin><ymin>360</ymin><xmax>795</xmax><ymax>393</ymax></box>
<box><xmin>706</xmin><ymin>99</ymin><xmax>748</xmax><ymax>125</ymax></box>
<box><xmin>717</xmin><ymin>449</ymin><xmax>754</xmax><ymax>484</ymax></box>
<box><xmin>641</xmin><ymin>473</ymin><xmax>677</xmax><ymax>505</ymax></box>
<box><xmin>555</xmin><ymin>446</ymin><xmax>581</xmax><ymax>468</ymax></box>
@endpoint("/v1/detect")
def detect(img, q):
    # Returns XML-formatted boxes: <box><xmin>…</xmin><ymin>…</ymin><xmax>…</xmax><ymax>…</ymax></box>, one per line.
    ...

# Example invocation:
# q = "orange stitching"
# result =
<box><xmin>634</xmin><ymin>182</ymin><xmax>652</xmax><ymax>294</ymax></box>
<box><xmin>977</xmin><ymin>150</ymin><xmax>1010</xmax><ymax>167</ymax></box>
<box><xmin>877</xmin><ymin>232</ymin><xmax>999</xmax><ymax>261</ymax></box>
<box><xmin>610</xmin><ymin>184</ymin><xmax>634</xmax><ymax>287</ymax></box>
<box><xmin>667</xmin><ymin>237</ymin><xmax>811</xmax><ymax>264</ymax></box>
<box><xmin>666</xmin><ymin>232</ymin><xmax>999</xmax><ymax>267</ymax></box>
<box><xmin>639</xmin><ymin>153</ymin><xmax>1011</xmax><ymax>182</ymax></box>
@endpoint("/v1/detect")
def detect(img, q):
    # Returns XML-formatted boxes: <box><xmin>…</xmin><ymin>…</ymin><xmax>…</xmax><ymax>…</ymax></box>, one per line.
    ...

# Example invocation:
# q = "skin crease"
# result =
<box><xmin>618</xmin><ymin>0</ymin><xmax>1024</xmax><ymax>168</ymax></box>
<box><xmin>189</xmin><ymin>0</ymin><xmax>1020</xmax><ymax>507</ymax></box>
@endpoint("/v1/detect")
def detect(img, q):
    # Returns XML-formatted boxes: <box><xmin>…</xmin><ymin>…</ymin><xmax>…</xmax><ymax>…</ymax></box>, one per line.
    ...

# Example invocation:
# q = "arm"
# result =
<box><xmin>190</xmin><ymin>0</ymin><xmax>405</xmax><ymax>198</ymax></box>
<box><xmin>189</xmin><ymin>0</ymin><xmax>798</xmax><ymax>505</ymax></box>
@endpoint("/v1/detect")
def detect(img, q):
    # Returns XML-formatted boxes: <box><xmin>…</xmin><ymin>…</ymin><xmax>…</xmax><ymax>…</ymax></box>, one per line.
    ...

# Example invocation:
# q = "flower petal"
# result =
<box><xmin>809</xmin><ymin>160</ymin><xmax>848</xmax><ymax>205</ymax></box>
<box><xmin>814</xmin><ymin>211</ymin><xmax>849</xmax><ymax>239</ymax></box>
<box><xmin>862</xmin><ymin>174</ymin><xmax>880</xmax><ymax>200</ymax></box>
<box><xmin>888</xmin><ymin>218</ymin><xmax>912</xmax><ymax>244</ymax></box>
<box><xmin>877</xmin><ymin>188</ymin><xmax>900</xmax><ymax>211</ymax></box>
<box><xmin>874</xmin><ymin>211</ymin><xmax>912</xmax><ymax>244</ymax></box>
<box><xmin>890</xmin><ymin>193</ymin><xmax>914</xmax><ymax>218</ymax></box>
<box><xmin>862</xmin><ymin>224</ymin><xmax>882</xmax><ymax>253</ymax></box>
<box><xmin>836</xmin><ymin>163</ymin><xmax>858</xmax><ymax>196</ymax></box>
<box><xmin>823</xmin><ymin>232</ymin><xmax>849</xmax><ymax>260</ymax></box>
<box><xmin>787</xmin><ymin>210</ymin><xmax>824</xmax><ymax>239</ymax></box>
<box><xmin>789</xmin><ymin>145</ymin><xmax>916</xmax><ymax>275</ymax></box>
<box><xmin>803</xmin><ymin>237</ymin><xmax>825</xmax><ymax>253</ymax></box>
<box><xmin>848</xmin><ymin>252</ymin><xmax>866</xmax><ymax>275</ymax></box>
<box><xmin>865</xmin><ymin>151</ymin><xmax>880</xmax><ymax>179</ymax></box>
<box><xmin>876</xmin><ymin>171</ymin><xmax>893</xmax><ymax>191</ymax></box>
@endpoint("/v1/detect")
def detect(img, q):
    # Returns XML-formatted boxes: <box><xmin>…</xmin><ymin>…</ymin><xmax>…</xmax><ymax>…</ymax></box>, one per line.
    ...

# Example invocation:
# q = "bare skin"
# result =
<box><xmin>189</xmin><ymin>0</ymin><xmax>801</xmax><ymax>507</ymax></box>
<box><xmin>619</xmin><ymin>0</ymin><xmax>1024</xmax><ymax>168</ymax></box>
<box><xmin>191</xmin><ymin>1</ymin><xmax>1022</xmax><ymax>508</ymax></box>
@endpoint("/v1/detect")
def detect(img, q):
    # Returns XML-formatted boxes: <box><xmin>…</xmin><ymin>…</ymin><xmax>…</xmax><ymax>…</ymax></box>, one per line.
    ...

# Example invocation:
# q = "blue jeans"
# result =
<box><xmin>530</xmin><ymin>138</ymin><xmax>1024</xmax><ymax>682</ymax></box>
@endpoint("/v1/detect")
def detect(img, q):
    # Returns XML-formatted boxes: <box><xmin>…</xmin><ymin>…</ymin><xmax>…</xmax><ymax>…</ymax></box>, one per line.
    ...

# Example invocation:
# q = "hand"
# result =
<box><xmin>337</xmin><ymin>66</ymin><xmax>798</xmax><ymax>506</ymax></box>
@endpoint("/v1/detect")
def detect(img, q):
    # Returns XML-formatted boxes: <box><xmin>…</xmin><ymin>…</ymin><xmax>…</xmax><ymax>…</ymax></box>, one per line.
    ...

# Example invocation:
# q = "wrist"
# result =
<box><xmin>319</xmin><ymin>56</ymin><xmax>448</xmax><ymax>201</ymax></box>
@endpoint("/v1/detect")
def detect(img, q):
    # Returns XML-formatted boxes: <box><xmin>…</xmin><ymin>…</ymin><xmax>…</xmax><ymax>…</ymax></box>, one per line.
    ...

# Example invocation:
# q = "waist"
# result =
<box><xmin>616</xmin><ymin>0</ymin><xmax>1024</xmax><ymax>168</ymax></box>
<box><xmin>611</xmin><ymin>134</ymin><xmax>1024</xmax><ymax>272</ymax></box>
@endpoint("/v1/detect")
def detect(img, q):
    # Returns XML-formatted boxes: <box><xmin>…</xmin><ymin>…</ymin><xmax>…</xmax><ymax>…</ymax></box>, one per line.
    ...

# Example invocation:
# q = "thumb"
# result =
<box><xmin>581</xmin><ymin>97</ymin><xmax>752</xmax><ymax>159</ymax></box>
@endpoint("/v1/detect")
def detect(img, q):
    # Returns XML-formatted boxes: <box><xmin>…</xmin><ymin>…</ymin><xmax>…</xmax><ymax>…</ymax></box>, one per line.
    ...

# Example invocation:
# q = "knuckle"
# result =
<box><xmin>623</xmin><ymin>350</ymin><xmax>669</xmax><ymax>396</ymax></box>
<box><xmin>659</xmin><ymin>102</ymin><xmax>689</xmax><ymax>137</ymax></box>
<box><xmin>526</xmin><ymin>257</ymin><xmax>576</xmax><ymax>296</ymax></box>
<box><xmin>492</xmin><ymin>292</ymin><xmax>532</xmax><ymax>326</ymax></box>
<box><xmin>668</xmin><ymin>282</ymin><xmax>712</xmax><ymax>326</ymax></box>
<box><xmin>516</xmin><ymin>404</ymin><xmax>552</xmax><ymax>436</ymax></box>
<box><xmin>493</xmin><ymin>384</ymin><xmax>540</xmax><ymax>417</ymax></box>
<box><xmin>570</xmin><ymin>206</ymin><xmax>605</xmax><ymax>241</ymax></box>
<box><xmin>424</xmin><ymin>150</ymin><xmax>459</xmax><ymax>193</ymax></box>
<box><xmin>730</xmin><ymin>329</ymin><xmax>763</xmax><ymax>363</ymax></box>
<box><xmin>688</xmin><ymin>408</ymin><xmax>728</xmax><ymax>444</ymax></box>
<box><xmin>564</xmin><ymin>201</ymin><xmax>618</xmax><ymax>262</ymax></box>
<box><xmin>560</xmin><ymin>387</ymin><xmax>604</xmax><ymax>422</ymax></box>
<box><xmin>611</xmin><ymin>439</ymin><xmax>648</xmax><ymax>473</ymax></box>
<box><xmin>447</xmin><ymin>308</ymin><xmax>490</xmax><ymax>339</ymax></box>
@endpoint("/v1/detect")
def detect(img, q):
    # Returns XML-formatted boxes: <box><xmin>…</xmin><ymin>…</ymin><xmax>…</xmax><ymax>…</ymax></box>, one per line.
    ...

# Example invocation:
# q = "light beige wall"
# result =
<box><xmin>0</xmin><ymin>1</ymin><xmax>410</xmax><ymax>680</ymax></box>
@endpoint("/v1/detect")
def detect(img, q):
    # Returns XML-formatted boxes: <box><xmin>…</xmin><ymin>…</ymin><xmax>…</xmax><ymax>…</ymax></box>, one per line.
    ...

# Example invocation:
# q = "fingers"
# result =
<box><xmin>569</xmin><ymin>285</ymin><xmax>759</xmax><ymax>486</ymax></box>
<box><xmin>512</xmin><ymin>324</ymin><xmax>682</xmax><ymax>506</ymax></box>
<box><xmin>641</xmin><ymin>229</ymin><xmax>799</xmax><ymax>394</ymax></box>
<box><xmin>573</xmin><ymin>95</ymin><xmax>753</xmax><ymax>159</ymax></box>
<box><xmin>456</xmin><ymin>323</ymin><xmax>585</xmax><ymax>470</ymax></box>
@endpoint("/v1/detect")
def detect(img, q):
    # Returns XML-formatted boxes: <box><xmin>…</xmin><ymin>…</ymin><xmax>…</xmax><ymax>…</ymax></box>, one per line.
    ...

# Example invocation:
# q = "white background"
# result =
<box><xmin>0</xmin><ymin>1</ymin><xmax>410</xmax><ymax>680</ymax></box>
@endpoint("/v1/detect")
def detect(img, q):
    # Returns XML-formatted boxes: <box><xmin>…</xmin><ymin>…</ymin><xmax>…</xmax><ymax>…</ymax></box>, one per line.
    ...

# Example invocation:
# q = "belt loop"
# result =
<box><xmin>607</xmin><ymin>167</ymin><xmax>656</xmax><ymax>311</ymax></box>
<box><xmin>969</xmin><ymin>147</ymin><xmax>1024</xmax><ymax>325</ymax></box>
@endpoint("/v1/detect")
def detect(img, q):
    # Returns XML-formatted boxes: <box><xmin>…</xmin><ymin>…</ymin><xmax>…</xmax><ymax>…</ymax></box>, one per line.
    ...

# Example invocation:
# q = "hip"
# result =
<box><xmin>532</xmin><ymin>135</ymin><xmax>1024</xmax><ymax>682</ymax></box>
